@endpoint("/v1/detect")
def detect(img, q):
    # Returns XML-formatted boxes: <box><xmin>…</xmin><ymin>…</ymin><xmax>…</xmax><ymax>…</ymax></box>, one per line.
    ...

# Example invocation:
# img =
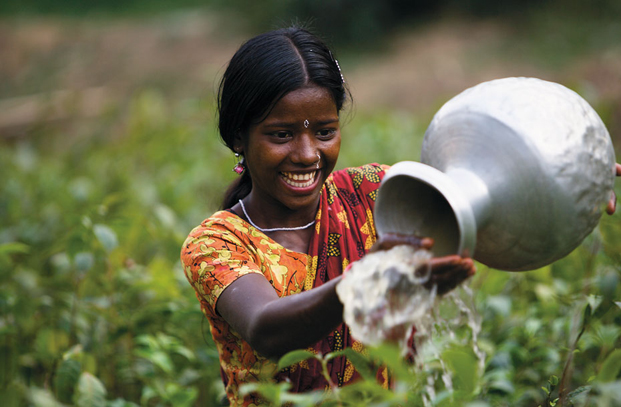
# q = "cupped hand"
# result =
<box><xmin>371</xmin><ymin>232</ymin><xmax>476</xmax><ymax>296</ymax></box>
<box><xmin>605</xmin><ymin>163</ymin><xmax>621</xmax><ymax>215</ymax></box>
<box><xmin>418</xmin><ymin>255</ymin><xmax>476</xmax><ymax>296</ymax></box>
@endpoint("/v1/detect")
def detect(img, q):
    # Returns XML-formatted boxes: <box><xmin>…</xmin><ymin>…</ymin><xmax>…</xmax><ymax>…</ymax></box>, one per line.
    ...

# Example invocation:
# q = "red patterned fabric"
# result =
<box><xmin>181</xmin><ymin>164</ymin><xmax>390</xmax><ymax>406</ymax></box>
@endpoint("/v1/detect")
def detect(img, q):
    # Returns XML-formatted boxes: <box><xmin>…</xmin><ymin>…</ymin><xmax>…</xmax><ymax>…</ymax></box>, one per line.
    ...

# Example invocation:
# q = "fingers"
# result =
<box><xmin>422</xmin><ymin>256</ymin><xmax>476</xmax><ymax>295</ymax></box>
<box><xmin>370</xmin><ymin>233</ymin><xmax>434</xmax><ymax>253</ymax></box>
<box><xmin>606</xmin><ymin>190</ymin><xmax>617</xmax><ymax>215</ymax></box>
<box><xmin>420</xmin><ymin>237</ymin><xmax>434</xmax><ymax>250</ymax></box>
<box><xmin>606</xmin><ymin>163</ymin><xmax>621</xmax><ymax>215</ymax></box>
<box><xmin>428</xmin><ymin>256</ymin><xmax>475</xmax><ymax>276</ymax></box>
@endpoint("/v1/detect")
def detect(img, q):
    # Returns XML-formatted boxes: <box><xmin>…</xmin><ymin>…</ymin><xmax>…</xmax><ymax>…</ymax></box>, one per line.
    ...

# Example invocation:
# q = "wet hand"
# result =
<box><xmin>605</xmin><ymin>163</ymin><xmax>621</xmax><ymax>215</ymax></box>
<box><xmin>370</xmin><ymin>232</ymin><xmax>434</xmax><ymax>253</ymax></box>
<box><xmin>418</xmin><ymin>255</ymin><xmax>476</xmax><ymax>296</ymax></box>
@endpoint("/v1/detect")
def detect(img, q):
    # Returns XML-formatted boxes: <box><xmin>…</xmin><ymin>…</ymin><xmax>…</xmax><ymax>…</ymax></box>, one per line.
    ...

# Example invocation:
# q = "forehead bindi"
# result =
<box><xmin>264</xmin><ymin>86</ymin><xmax>338</xmax><ymax>125</ymax></box>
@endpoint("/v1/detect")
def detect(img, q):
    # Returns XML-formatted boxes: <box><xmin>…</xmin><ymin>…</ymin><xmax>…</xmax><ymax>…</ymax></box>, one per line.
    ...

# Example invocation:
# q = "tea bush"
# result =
<box><xmin>1</xmin><ymin>85</ymin><xmax>620</xmax><ymax>407</ymax></box>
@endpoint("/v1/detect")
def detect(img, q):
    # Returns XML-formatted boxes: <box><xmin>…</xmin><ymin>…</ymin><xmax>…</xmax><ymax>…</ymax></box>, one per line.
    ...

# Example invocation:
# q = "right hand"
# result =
<box><xmin>370</xmin><ymin>232</ymin><xmax>476</xmax><ymax>296</ymax></box>
<box><xmin>421</xmin><ymin>255</ymin><xmax>476</xmax><ymax>296</ymax></box>
<box><xmin>370</xmin><ymin>232</ymin><xmax>434</xmax><ymax>253</ymax></box>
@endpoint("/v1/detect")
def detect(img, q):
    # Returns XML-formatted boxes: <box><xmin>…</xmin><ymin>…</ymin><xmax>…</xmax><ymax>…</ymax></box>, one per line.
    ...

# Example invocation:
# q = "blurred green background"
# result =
<box><xmin>2</xmin><ymin>0</ymin><xmax>621</xmax><ymax>406</ymax></box>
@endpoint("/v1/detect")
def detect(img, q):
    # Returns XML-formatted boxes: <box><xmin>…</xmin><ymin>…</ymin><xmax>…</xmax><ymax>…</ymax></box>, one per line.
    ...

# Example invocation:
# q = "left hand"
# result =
<box><xmin>605</xmin><ymin>163</ymin><xmax>621</xmax><ymax>215</ymax></box>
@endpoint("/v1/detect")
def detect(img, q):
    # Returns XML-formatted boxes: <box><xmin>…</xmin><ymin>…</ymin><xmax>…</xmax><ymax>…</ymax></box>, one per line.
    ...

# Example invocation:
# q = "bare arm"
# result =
<box><xmin>215</xmin><ymin>232</ymin><xmax>475</xmax><ymax>359</ymax></box>
<box><xmin>216</xmin><ymin>273</ymin><xmax>343</xmax><ymax>359</ymax></box>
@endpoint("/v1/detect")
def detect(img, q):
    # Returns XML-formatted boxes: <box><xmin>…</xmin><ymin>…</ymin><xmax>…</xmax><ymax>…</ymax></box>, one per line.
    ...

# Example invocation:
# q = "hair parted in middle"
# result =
<box><xmin>217</xmin><ymin>25</ymin><xmax>351</xmax><ymax>209</ymax></box>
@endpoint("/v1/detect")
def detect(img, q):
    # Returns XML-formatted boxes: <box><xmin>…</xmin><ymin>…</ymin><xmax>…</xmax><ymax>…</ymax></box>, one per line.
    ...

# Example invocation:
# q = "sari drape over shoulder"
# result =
<box><xmin>181</xmin><ymin>164</ymin><xmax>390</xmax><ymax>406</ymax></box>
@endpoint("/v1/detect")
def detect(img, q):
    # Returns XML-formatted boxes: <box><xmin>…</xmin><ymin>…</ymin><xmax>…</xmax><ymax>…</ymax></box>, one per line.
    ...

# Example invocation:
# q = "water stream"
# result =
<box><xmin>336</xmin><ymin>245</ymin><xmax>436</xmax><ymax>351</ymax></box>
<box><xmin>336</xmin><ymin>245</ymin><xmax>484</xmax><ymax>402</ymax></box>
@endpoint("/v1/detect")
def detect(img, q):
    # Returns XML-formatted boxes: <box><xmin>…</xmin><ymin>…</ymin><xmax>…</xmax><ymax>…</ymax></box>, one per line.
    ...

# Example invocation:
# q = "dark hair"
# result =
<box><xmin>217</xmin><ymin>26</ymin><xmax>351</xmax><ymax>209</ymax></box>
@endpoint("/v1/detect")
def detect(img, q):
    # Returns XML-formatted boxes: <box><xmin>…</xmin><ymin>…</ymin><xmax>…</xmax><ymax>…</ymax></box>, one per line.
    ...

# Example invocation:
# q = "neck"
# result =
<box><xmin>238</xmin><ymin>198</ymin><xmax>317</xmax><ymax>233</ymax></box>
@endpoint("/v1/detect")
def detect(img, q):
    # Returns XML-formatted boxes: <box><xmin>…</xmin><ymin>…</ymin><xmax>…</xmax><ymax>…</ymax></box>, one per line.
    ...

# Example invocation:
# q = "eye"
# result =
<box><xmin>317</xmin><ymin>128</ymin><xmax>337</xmax><ymax>139</ymax></box>
<box><xmin>269</xmin><ymin>131</ymin><xmax>292</xmax><ymax>140</ymax></box>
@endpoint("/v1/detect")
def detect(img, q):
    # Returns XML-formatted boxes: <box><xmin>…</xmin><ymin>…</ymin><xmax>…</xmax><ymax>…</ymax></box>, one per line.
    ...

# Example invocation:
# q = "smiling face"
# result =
<box><xmin>235</xmin><ymin>85</ymin><xmax>341</xmax><ymax>222</ymax></box>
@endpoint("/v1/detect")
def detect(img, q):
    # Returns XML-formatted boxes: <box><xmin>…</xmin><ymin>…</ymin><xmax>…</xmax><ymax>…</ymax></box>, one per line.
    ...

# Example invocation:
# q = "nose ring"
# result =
<box><xmin>316</xmin><ymin>152</ymin><xmax>320</xmax><ymax>169</ymax></box>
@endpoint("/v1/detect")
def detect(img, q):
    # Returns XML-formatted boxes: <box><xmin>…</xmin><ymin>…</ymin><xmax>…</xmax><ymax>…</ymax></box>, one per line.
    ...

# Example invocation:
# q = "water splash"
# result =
<box><xmin>449</xmin><ymin>285</ymin><xmax>485</xmax><ymax>373</ymax></box>
<box><xmin>337</xmin><ymin>245</ymin><xmax>484</xmax><ymax>403</ymax></box>
<box><xmin>336</xmin><ymin>245</ymin><xmax>435</xmax><ymax>352</ymax></box>
<box><xmin>415</xmin><ymin>285</ymin><xmax>484</xmax><ymax>403</ymax></box>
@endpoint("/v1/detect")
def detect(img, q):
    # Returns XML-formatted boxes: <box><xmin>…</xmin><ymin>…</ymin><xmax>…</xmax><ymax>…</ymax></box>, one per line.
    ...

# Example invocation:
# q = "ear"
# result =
<box><xmin>233</xmin><ymin>130</ymin><xmax>244</xmax><ymax>154</ymax></box>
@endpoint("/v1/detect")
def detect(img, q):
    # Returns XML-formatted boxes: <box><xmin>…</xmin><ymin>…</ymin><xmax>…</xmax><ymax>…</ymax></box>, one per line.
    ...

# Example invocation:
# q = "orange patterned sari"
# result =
<box><xmin>181</xmin><ymin>164</ymin><xmax>389</xmax><ymax>406</ymax></box>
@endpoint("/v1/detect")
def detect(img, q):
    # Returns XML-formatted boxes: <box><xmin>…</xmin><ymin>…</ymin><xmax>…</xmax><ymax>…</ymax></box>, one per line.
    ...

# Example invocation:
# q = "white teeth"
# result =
<box><xmin>281</xmin><ymin>171</ymin><xmax>317</xmax><ymax>188</ymax></box>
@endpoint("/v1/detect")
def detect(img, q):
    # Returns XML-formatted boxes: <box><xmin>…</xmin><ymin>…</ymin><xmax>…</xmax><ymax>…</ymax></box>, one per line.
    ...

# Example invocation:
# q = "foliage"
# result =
<box><xmin>2</xmin><ymin>8</ymin><xmax>621</xmax><ymax>404</ymax></box>
<box><xmin>3</xmin><ymin>0</ymin><xmax>621</xmax><ymax>50</ymax></box>
<box><xmin>0</xmin><ymin>91</ymin><xmax>227</xmax><ymax>406</ymax></box>
<box><xmin>0</xmin><ymin>86</ymin><xmax>435</xmax><ymax>406</ymax></box>
<box><xmin>247</xmin><ymin>232</ymin><xmax>621</xmax><ymax>406</ymax></box>
<box><xmin>0</xmin><ymin>0</ymin><xmax>211</xmax><ymax>17</ymax></box>
<box><xmin>2</xmin><ymin>85</ymin><xmax>620</xmax><ymax>406</ymax></box>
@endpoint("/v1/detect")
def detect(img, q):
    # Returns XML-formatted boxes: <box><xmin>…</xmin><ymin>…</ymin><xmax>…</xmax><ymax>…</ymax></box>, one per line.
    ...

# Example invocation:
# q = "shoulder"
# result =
<box><xmin>181</xmin><ymin>211</ymin><xmax>258</xmax><ymax>264</ymax></box>
<box><xmin>180</xmin><ymin>211</ymin><xmax>266</xmax><ymax>310</ymax></box>
<box><xmin>185</xmin><ymin>211</ymin><xmax>247</xmax><ymax>239</ymax></box>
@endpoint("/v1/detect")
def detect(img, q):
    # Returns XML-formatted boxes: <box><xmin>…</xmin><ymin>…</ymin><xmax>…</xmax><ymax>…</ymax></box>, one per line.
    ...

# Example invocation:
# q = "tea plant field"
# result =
<box><xmin>2</xmin><ymin>5</ymin><xmax>621</xmax><ymax>406</ymax></box>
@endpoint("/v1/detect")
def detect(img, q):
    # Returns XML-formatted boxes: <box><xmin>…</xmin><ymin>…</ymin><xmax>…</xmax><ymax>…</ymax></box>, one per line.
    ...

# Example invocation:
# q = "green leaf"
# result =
<box><xmin>443</xmin><ymin>346</ymin><xmax>480</xmax><ymax>396</ymax></box>
<box><xmin>140</xmin><ymin>385</ymin><xmax>157</xmax><ymax>405</ymax></box>
<box><xmin>586</xmin><ymin>295</ymin><xmax>603</xmax><ymax>313</ymax></box>
<box><xmin>74</xmin><ymin>252</ymin><xmax>94</xmax><ymax>274</ymax></box>
<box><xmin>28</xmin><ymin>388</ymin><xmax>64</xmax><ymax>407</ymax></box>
<box><xmin>167</xmin><ymin>386</ymin><xmax>198</xmax><ymax>407</ymax></box>
<box><xmin>281</xmin><ymin>390</ymin><xmax>325</xmax><ymax>406</ymax></box>
<box><xmin>54</xmin><ymin>358</ymin><xmax>81</xmax><ymax>403</ymax></box>
<box><xmin>73</xmin><ymin>373</ymin><xmax>107</xmax><ymax>407</ymax></box>
<box><xmin>326</xmin><ymin>348</ymin><xmax>375</xmax><ymax>382</ymax></box>
<box><xmin>107</xmin><ymin>398</ymin><xmax>140</xmax><ymax>407</ymax></box>
<box><xmin>597</xmin><ymin>349</ymin><xmax>621</xmax><ymax>383</ymax></box>
<box><xmin>365</xmin><ymin>344</ymin><xmax>411</xmax><ymax>380</ymax></box>
<box><xmin>34</xmin><ymin>329</ymin><xmax>70</xmax><ymax>361</ymax></box>
<box><xmin>0</xmin><ymin>242</ymin><xmax>29</xmax><ymax>256</ymax></box>
<box><xmin>582</xmin><ymin>303</ymin><xmax>592</xmax><ymax>329</ymax></box>
<box><xmin>172</xmin><ymin>345</ymin><xmax>196</xmax><ymax>362</ymax></box>
<box><xmin>277</xmin><ymin>350</ymin><xmax>318</xmax><ymax>371</ymax></box>
<box><xmin>567</xmin><ymin>385</ymin><xmax>591</xmax><ymax>402</ymax></box>
<box><xmin>135</xmin><ymin>334</ymin><xmax>158</xmax><ymax>349</ymax></box>
<box><xmin>145</xmin><ymin>351</ymin><xmax>174</xmax><ymax>374</ymax></box>
<box><xmin>487</xmin><ymin>378</ymin><xmax>514</xmax><ymax>394</ymax></box>
<box><xmin>239</xmin><ymin>382</ymin><xmax>291</xmax><ymax>403</ymax></box>
<box><xmin>93</xmin><ymin>224</ymin><xmax>118</xmax><ymax>252</ymax></box>
<box><xmin>549</xmin><ymin>375</ymin><xmax>559</xmax><ymax>386</ymax></box>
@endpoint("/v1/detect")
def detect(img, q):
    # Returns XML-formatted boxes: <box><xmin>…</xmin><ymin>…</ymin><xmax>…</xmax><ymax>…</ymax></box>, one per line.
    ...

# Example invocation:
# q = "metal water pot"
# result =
<box><xmin>374</xmin><ymin>77</ymin><xmax>616</xmax><ymax>271</ymax></box>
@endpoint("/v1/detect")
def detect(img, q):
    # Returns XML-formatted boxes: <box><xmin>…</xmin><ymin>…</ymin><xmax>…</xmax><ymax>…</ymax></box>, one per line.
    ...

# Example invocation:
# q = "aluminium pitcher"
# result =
<box><xmin>375</xmin><ymin>77</ymin><xmax>617</xmax><ymax>271</ymax></box>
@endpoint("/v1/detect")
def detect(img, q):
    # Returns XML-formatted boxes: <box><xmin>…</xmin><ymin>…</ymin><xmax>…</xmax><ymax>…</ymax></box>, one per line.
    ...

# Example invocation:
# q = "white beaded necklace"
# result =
<box><xmin>238</xmin><ymin>199</ymin><xmax>316</xmax><ymax>232</ymax></box>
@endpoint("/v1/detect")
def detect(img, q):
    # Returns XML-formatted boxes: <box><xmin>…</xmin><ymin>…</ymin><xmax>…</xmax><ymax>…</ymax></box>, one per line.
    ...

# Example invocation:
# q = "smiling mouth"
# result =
<box><xmin>280</xmin><ymin>171</ymin><xmax>318</xmax><ymax>188</ymax></box>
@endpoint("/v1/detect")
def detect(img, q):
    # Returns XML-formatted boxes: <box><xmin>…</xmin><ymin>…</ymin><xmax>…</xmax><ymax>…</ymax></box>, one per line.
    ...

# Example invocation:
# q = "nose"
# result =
<box><xmin>291</xmin><ymin>133</ymin><xmax>319</xmax><ymax>166</ymax></box>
